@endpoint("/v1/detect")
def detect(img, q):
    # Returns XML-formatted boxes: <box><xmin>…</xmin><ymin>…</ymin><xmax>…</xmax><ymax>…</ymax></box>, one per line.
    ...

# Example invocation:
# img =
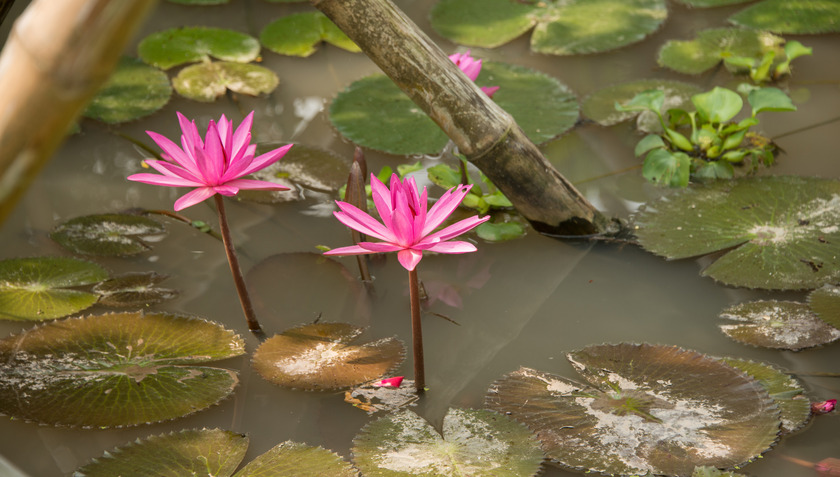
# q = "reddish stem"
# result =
<box><xmin>409</xmin><ymin>268</ymin><xmax>425</xmax><ymax>393</ymax></box>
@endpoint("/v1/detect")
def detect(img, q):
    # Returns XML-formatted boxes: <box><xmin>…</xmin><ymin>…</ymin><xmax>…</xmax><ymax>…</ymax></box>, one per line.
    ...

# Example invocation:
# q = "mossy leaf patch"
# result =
<box><xmin>729</xmin><ymin>0</ymin><xmax>840</xmax><ymax>34</ymax></box>
<box><xmin>173</xmin><ymin>61</ymin><xmax>279</xmax><ymax>102</ymax></box>
<box><xmin>93</xmin><ymin>272</ymin><xmax>179</xmax><ymax>308</ymax></box>
<box><xmin>0</xmin><ymin>257</ymin><xmax>107</xmax><ymax>321</ymax></box>
<box><xmin>352</xmin><ymin>408</ymin><xmax>544</xmax><ymax>477</ymax></box>
<box><xmin>719</xmin><ymin>300</ymin><xmax>840</xmax><ymax>351</ymax></box>
<box><xmin>84</xmin><ymin>56</ymin><xmax>171</xmax><ymax>124</ymax></box>
<box><xmin>582</xmin><ymin>79</ymin><xmax>702</xmax><ymax>127</ymax></box>
<box><xmin>138</xmin><ymin>26</ymin><xmax>260</xmax><ymax>70</ymax></box>
<box><xmin>658</xmin><ymin>28</ymin><xmax>784</xmax><ymax>75</ymax></box>
<box><xmin>485</xmin><ymin>343</ymin><xmax>780</xmax><ymax>476</ymax></box>
<box><xmin>51</xmin><ymin>214</ymin><xmax>167</xmax><ymax>257</ymax></box>
<box><xmin>807</xmin><ymin>284</ymin><xmax>840</xmax><ymax>330</ymax></box>
<box><xmin>633</xmin><ymin>176</ymin><xmax>840</xmax><ymax>290</ymax></box>
<box><xmin>673</xmin><ymin>0</ymin><xmax>752</xmax><ymax>6</ymax></box>
<box><xmin>0</xmin><ymin>312</ymin><xmax>244</xmax><ymax>428</ymax></box>
<box><xmin>260</xmin><ymin>12</ymin><xmax>360</xmax><ymax>57</ymax></box>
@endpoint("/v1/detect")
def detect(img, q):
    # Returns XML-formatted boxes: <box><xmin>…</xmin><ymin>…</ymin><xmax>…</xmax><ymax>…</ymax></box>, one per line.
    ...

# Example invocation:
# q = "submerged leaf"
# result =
<box><xmin>84</xmin><ymin>56</ymin><xmax>171</xmax><ymax>124</ymax></box>
<box><xmin>352</xmin><ymin>408</ymin><xmax>544</xmax><ymax>477</ymax></box>
<box><xmin>172</xmin><ymin>61</ymin><xmax>279</xmax><ymax>102</ymax></box>
<box><xmin>729</xmin><ymin>0</ymin><xmax>840</xmax><ymax>34</ymax></box>
<box><xmin>252</xmin><ymin>323</ymin><xmax>404</xmax><ymax>391</ymax></box>
<box><xmin>260</xmin><ymin>11</ymin><xmax>359</xmax><ymax>57</ymax></box>
<box><xmin>0</xmin><ymin>312</ymin><xmax>244</xmax><ymax>428</ymax></box>
<box><xmin>93</xmin><ymin>272</ymin><xmax>178</xmax><ymax>308</ymax></box>
<box><xmin>808</xmin><ymin>284</ymin><xmax>840</xmax><ymax>330</ymax></box>
<box><xmin>719</xmin><ymin>301</ymin><xmax>840</xmax><ymax>351</ymax></box>
<box><xmin>486</xmin><ymin>343</ymin><xmax>780</xmax><ymax>476</ymax></box>
<box><xmin>138</xmin><ymin>26</ymin><xmax>260</xmax><ymax>69</ymax></box>
<box><xmin>51</xmin><ymin>214</ymin><xmax>167</xmax><ymax>256</ymax></box>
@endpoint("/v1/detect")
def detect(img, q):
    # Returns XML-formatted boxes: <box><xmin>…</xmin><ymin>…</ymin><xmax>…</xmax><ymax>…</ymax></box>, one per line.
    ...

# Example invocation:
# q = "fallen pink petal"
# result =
<box><xmin>811</xmin><ymin>399</ymin><xmax>837</xmax><ymax>414</ymax></box>
<box><xmin>373</xmin><ymin>376</ymin><xmax>404</xmax><ymax>388</ymax></box>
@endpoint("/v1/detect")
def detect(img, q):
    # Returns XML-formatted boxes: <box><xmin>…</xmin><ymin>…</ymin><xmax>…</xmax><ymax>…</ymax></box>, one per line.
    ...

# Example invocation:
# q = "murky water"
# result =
<box><xmin>1</xmin><ymin>1</ymin><xmax>838</xmax><ymax>475</ymax></box>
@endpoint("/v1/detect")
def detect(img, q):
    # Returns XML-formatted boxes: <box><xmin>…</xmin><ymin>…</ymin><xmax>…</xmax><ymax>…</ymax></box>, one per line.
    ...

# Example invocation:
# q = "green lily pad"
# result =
<box><xmin>692</xmin><ymin>466</ymin><xmax>748</xmax><ymax>477</ymax></box>
<box><xmin>138</xmin><ymin>26</ymin><xmax>260</xmax><ymax>70</ymax></box>
<box><xmin>329</xmin><ymin>62</ymin><xmax>578</xmax><ymax>155</ymax></box>
<box><xmin>260</xmin><ymin>11</ymin><xmax>360</xmax><ymax>57</ymax></box>
<box><xmin>51</xmin><ymin>214</ymin><xmax>167</xmax><ymax>257</ymax></box>
<box><xmin>83</xmin><ymin>56</ymin><xmax>171</xmax><ymax>124</ymax></box>
<box><xmin>93</xmin><ymin>272</ymin><xmax>179</xmax><ymax>308</ymax></box>
<box><xmin>729</xmin><ymin>0</ymin><xmax>840</xmax><ymax>34</ymax></box>
<box><xmin>172</xmin><ymin>61</ymin><xmax>279</xmax><ymax>102</ymax></box>
<box><xmin>633</xmin><ymin>176</ymin><xmax>840</xmax><ymax>290</ymax></box>
<box><xmin>674</xmin><ymin>0</ymin><xmax>752</xmax><ymax>6</ymax></box>
<box><xmin>719</xmin><ymin>301</ymin><xmax>840</xmax><ymax>351</ymax></box>
<box><xmin>431</xmin><ymin>0</ymin><xmax>667</xmax><ymax>55</ymax></box>
<box><xmin>252</xmin><ymin>323</ymin><xmax>404</xmax><ymax>391</ymax></box>
<box><xmin>0</xmin><ymin>257</ymin><xmax>107</xmax><ymax>321</ymax></box>
<box><xmin>721</xmin><ymin>358</ymin><xmax>811</xmax><ymax>435</ymax></box>
<box><xmin>235</xmin><ymin>440</ymin><xmax>357</xmax><ymax>477</ymax></box>
<box><xmin>0</xmin><ymin>312</ymin><xmax>244</xmax><ymax>428</ymax></box>
<box><xmin>475</xmin><ymin>220</ymin><xmax>526</xmax><ymax>242</ymax></box>
<box><xmin>658</xmin><ymin>28</ymin><xmax>784</xmax><ymax>75</ymax></box>
<box><xmin>352</xmin><ymin>408</ymin><xmax>544</xmax><ymax>477</ymax></box>
<box><xmin>808</xmin><ymin>284</ymin><xmax>840</xmax><ymax>329</ymax></box>
<box><xmin>582</xmin><ymin>79</ymin><xmax>702</xmax><ymax>127</ymax></box>
<box><xmin>486</xmin><ymin>343</ymin><xmax>780</xmax><ymax>476</ymax></box>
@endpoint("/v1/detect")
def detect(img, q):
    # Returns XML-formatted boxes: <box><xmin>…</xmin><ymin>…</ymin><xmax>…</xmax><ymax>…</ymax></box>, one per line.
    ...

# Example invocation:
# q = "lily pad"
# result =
<box><xmin>431</xmin><ymin>0</ymin><xmax>667</xmax><ymax>55</ymax></box>
<box><xmin>51</xmin><ymin>213</ymin><xmax>167</xmax><ymax>257</ymax></box>
<box><xmin>658</xmin><ymin>28</ymin><xmax>784</xmax><ymax>75</ymax></box>
<box><xmin>172</xmin><ymin>61</ymin><xmax>279</xmax><ymax>102</ymax></box>
<box><xmin>84</xmin><ymin>56</ymin><xmax>171</xmax><ymax>124</ymax></box>
<box><xmin>808</xmin><ymin>284</ymin><xmax>840</xmax><ymax>329</ymax></box>
<box><xmin>138</xmin><ymin>26</ymin><xmax>260</xmax><ymax>70</ymax></box>
<box><xmin>0</xmin><ymin>312</ymin><xmax>244</xmax><ymax>428</ymax></box>
<box><xmin>260</xmin><ymin>11</ymin><xmax>360</xmax><ymax>57</ymax></box>
<box><xmin>720</xmin><ymin>358</ymin><xmax>811</xmax><ymax>434</ymax></box>
<box><xmin>93</xmin><ymin>272</ymin><xmax>179</xmax><ymax>308</ymax></box>
<box><xmin>633</xmin><ymin>176</ymin><xmax>840</xmax><ymax>290</ymax></box>
<box><xmin>352</xmin><ymin>408</ymin><xmax>544</xmax><ymax>477</ymax></box>
<box><xmin>719</xmin><ymin>301</ymin><xmax>840</xmax><ymax>351</ymax></box>
<box><xmin>329</xmin><ymin>62</ymin><xmax>578</xmax><ymax>155</ymax></box>
<box><xmin>729</xmin><ymin>0</ymin><xmax>840</xmax><ymax>34</ymax></box>
<box><xmin>235</xmin><ymin>440</ymin><xmax>358</xmax><ymax>477</ymax></box>
<box><xmin>252</xmin><ymin>322</ymin><xmax>404</xmax><ymax>391</ymax></box>
<box><xmin>485</xmin><ymin>343</ymin><xmax>780</xmax><ymax>476</ymax></box>
<box><xmin>582</xmin><ymin>79</ymin><xmax>702</xmax><ymax>127</ymax></box>
<box><xmin>674</xmin><ymin>0</ymin><xmax>752</xmax><ymax>6</ymax></box>
<box><xmin>692</xmin><ymin>467</ymin><xmax>748</xmax><ymax>477</ymax></box>
<box><xmin>0</xmin><ymin>257</ymin><xmax>107</xmax><ymax>321</ymax></box>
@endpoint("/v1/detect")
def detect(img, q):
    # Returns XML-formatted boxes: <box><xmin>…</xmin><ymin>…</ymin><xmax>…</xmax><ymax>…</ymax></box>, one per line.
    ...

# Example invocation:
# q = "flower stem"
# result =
<box><xmin>214</xmin><ymin>195</ymin><xmax>262</xmax><ymax>334</ymax></box>
<box><xmin>409</xmin><ymin>268</ymin><xmax>425</xmax><ymax>394</ymax></box>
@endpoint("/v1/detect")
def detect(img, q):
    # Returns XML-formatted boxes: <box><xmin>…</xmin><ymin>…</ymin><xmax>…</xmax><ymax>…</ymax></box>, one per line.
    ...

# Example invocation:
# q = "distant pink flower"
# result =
<box><xmin>129</xmin><ymin>111</ymin><xmax>292</xmax><ymax>211</ymax></box>
<box><xmin>325</xmin><ymin>174</ymin><xmax>489</xmax><ymax>271</ymax></box>
<box><xmin>373</xmin><ymin>376</ymin><xmax>404</xmax><ymax>388</ymax></box>
<box><xmin>811</xmin><ymin>399</ymin><xmax>836</xmax><ymax>414</ymax></box>
<box><xmin>449</xmin><ymin>50</ymin><xmax>500</xmax><ymax>98</ymax></box>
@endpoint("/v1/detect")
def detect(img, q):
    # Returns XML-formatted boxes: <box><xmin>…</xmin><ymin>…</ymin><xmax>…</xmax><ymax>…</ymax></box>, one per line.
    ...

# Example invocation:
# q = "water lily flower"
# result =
<box><xmin>324</xmin><ymin>173</ymin><xmax>489</xmax><ymax>271</ymax></box>
<box><xmin>129</xmin><ymin>111</ymin><xmax>292</xmax><ymax>211</ymax></box>
<box><xmin>449</xmin><ymin>50</ymin><xmax>499</xmax><ymax>98</ymax></box>
<box><xmin>811</xmin><ymin>399</ymin><xmax>836</xmax><ymax>414</ymax></box>
<box><xmin>373</xmin><ymin>376</ymin><xmax>404</xmax><ymax>388</ymax></box>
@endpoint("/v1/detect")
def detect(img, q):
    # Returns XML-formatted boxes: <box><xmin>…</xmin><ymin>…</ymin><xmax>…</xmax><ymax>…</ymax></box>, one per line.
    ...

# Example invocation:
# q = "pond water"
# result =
<box><xmin>1</xmin><ymin>0</ymin><xmax>839</xmax><ymax>476</ymax></box>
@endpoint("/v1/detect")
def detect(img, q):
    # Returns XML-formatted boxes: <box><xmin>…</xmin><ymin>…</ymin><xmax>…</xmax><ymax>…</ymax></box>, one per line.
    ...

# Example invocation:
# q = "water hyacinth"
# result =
<box><xmin>449</xmin><ymin>50</ymin><xmax>499</xmax><ymax>98</ymax></box>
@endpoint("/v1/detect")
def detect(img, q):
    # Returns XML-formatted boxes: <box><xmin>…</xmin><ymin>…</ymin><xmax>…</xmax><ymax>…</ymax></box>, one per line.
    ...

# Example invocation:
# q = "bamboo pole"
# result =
<box><xmin>311</xmin><ymin>0</ymin><xmax>612</xmax><ymax>236</ymax></box>
<box><xmin>0</xmin><ymin>0</ymin><xmax>157</xmax><ymax>225</ymax></box>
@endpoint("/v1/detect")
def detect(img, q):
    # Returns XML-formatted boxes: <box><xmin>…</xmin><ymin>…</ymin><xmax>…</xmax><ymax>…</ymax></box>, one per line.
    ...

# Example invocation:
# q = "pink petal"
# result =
<box><xmin>422</xmin><ymin>184</ymin><xmax>472</xmax><ymax>236</ymax></box>
<box><xmin>235</xmin><ymin>143</ymin><xmax>292</xmax><ymax>178</ymax></box>
<box><xmin>357</xmin><ymin>242</ymin><xmax>403</xmax><ymax>253</ymax></box>
<box><xmin>127</xmin><ymin>172</ymin><xmax>202</xmax><ymax>188</ymax></box>
<box><xmin>219</xmin><ymin>144</ymin><xmax>257</xmax><ymax>181</ymax></box>
<box><xmin>323</xmin><ymin>244</ymin><xmax>379</xmax><ymax>256</ymax></box>
<box><xmin>224</xmin><ymin>178</ymin><xmax>291</xmax><ymax>191</ymax></box>
<box><xmin>202</xmin><ymin>120</ymin><xmax>226</xmax><ymax>181</ymax></box>
<box><xmin>418</xmin><ymin>240</ymin><xmax>477</xmax><ymax>254</ymax></box>
<box><xmin>144</xmin><ymin>159</ymin><xmax>204</xmax><ymax>184</ymax></box>
<box><xmin>370</xmin><ymin>174</ymin><xmax>395</xmax><ymax>230</ymax></box>
<box><xmin>232</xmin><ymin>112</ymin><xmax>254</xmax><ymax>156</ymax></box>
<box><xmin>424</xmin><ymin>214</ymin><xmax>489</xmax><ymax>243</ymax></box>
<box><xmin>481</xmin><ymin>86</ymin><xmax>500</xmax><ymax>98</ymax></box>
<box><xmin>333</xmin><ymin>202</ymin><xmax>395</xmax><ymax>242</ymax></box>
<box><xmin>397</xmin><ymin>248</ymin><xmax>423</xmax><ymax>271</ymax></box>
<box><xmin>146</xmin><ymin>131</ymin><xmax>197</xmax><ymax>174</ymax></box>
<box><xmin>373</xmin><ymin>376</ymin><xmax>404</xmax><ymax>388</ymax></box>
<box><xmin>173</xmin><ymin>187</ymin><xmax>217</xmax><ymax>211</ymax></box>
<box><xmin>213</xmin><ymin>184</ymin><xmax>240</xmax><ymax>196</ymax></box>
<box><xmin>177</xmin><ymin>112</ymin><xmax>203</xmax><ymax>152</ymax></box>
<box><xmin>390</xmin><ymin>189</ymin><xmax>417</xmax><ymax>246</ymax></box>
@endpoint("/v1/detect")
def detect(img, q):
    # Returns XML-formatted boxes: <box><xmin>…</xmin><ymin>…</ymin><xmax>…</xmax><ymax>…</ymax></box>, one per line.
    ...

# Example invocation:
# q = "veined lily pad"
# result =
<box><xmin>485</xmin><ymin>343</ymin><xmax>780</xmax><ymax>476</ymax></box>
<box><xmin>252</xmin><ymin>323</ymin><xmax>404</xmax><ymax>391</ymax></box>
<box><xmin>84</xmin><ymin>56</ymin><xmax>171</xmax><ymax>124</ymax></box>
<box><xmin>658</xmin><ymin>28</ymin><xmax>784</xmax><ymax>75</ymax></box>
<box><xmin>431</xmin><ymin>0</ymin><xmax>667</xmax><ymax>55</ymax></box>
<box><xmin>329</xmin><ymin>62</ymin><xmax>578</xmax><ymax>155</ymax></box>
<box><xmin>808</xmin><ymin>284</ymin><xmax>840</xmax><ymax>329</ymax></box>
<box><xmin>0</xmin><ymin>312</ymin><xmax>244</xmax><ymax>428</ymax></box>
<box><xmin>260</xmin><ymin>12</ymin><xmax>360</xmax><ymax>57</ymax></box>
<box><xmin>721</xmin><ymin>358</ymin><xmax>811</xmax><ymax>434</ymax></box>
<box><xmin>235</xmin><ymin>440</ymin><xmax>357</xmax><ymax>477</ymax></box>
<box><xmin>352</xmin><ymin>408</ymin><xmax>544</xmax><ymax>477</ymax></box>
<box><xmin>138</xmin><ymin>26</ymin><xmax>260</xmax><ymax>70</ymax></box>
<box><xmin>719</xmin><ymin>301</ymin><xmax>840</xmax><ymax>351</ymax></box>
<box><xmin>582</xmin><ymin>79</ymin><xmax>702</xmax><ymax>127</ymax></box>
<box><xmin>674</xmin><ymin>0</ymin><xmax>752</xmax><ymax>6</ymax></box>
<box><xmin>0</xmin><ymin>257</ymin><xmax>107</xmax><ymax>321</ymax></box>
<box><xmin>633</xmin><ymin>176</ymin><xmax>840</xmax><ymax>290</ymax></box>
<box><xmin>51</xmin><ymin>213</ymin><xmax>167</xmax><ymax>256</ymax></box>
<box><xmin>729</xmin><ymin>0</ymin><xmax>840</xmax><ymax>34</ymax></box>
<box><xmin>172</xmin><ymin>61</ymin><xmax>279</xmax><ymax>102</ymax></box>
<box><xmin>93</xmin><ymin>272</ymin><xmax>178</xmax><ymax>308</ymax></box>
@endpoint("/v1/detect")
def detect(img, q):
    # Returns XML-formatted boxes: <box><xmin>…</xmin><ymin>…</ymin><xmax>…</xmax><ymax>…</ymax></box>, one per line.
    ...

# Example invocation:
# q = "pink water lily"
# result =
<box><xmin>325</xmin><ymin>173</ymin><xmax>489</xmax><ymax>271</ymax></box>
<box><xmin>128</xmin><ymin>111</ymin><xmax>292</xmax><ymax>211</ymax></box>
<box><xmin>811</xmin><ymin>399</ymin><xmax>836</xmax><ymax>414</ymax></box>
<box><xmin>449</xmin><ymin>50</ymin><xmax>499</xmax><ymax>98</ymax></box>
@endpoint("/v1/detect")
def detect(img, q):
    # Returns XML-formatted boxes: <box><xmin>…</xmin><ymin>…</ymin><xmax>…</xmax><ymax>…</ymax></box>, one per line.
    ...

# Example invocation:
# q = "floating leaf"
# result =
<box><xmin>235</xmin><ymin>440</ymin><xmax>358</xmax><ymax>477</ymax></box>
<box><xmin>720</xmin><ymin>301</ymin><xmax>840</xmax><ymax>351</ymax></box>
<box><xmin>808</xmin><ymin>284</ymin><xmax>840</xmax><ymax>329</ymax></box>
<box><xmin>475</xmin><ymin>221</ymin><xmax>526</xmax><ymax>242</ymax></box>
<box><xmin>582</xmin><ymin>79</ymin><xmax>701</xmax><ymax>127</ymax></box>
<box><xmin>84</xmin><ymin>56</ymin><xmax>171</xmax><ymax>124</ymax></box>
<box><xmin>75</xmin><ymin>429</ymin><xmax>248</xmax><ymax>476</ymax></box>
<box><xmin>658</xmin><ymin>28</ymin><xmax>784</xmax><ymax>75</ymax></box>
<box><xmin>252</xmin><ymin>323</ymin><xmax>404</xmax><ymax>391</ymax></box>
<box><xmin>486</xmin><ymin>343</ymin><xmax>780</xmax><ymax>476</ymax></box>
<box><xmin>674</xmin><ymin>0</ymin><xmax>752</xmax><ymax>6</ymax></box>
<box><xmin>344</xmin><ymin>379</ymin><xmax>419</xmax><ymax>414</ymax></box>
<box><xmin>260</xmin><ymin>11</ymin><xmax>360</xmax><ymax>57</ymax></box>
<box><xmin>352</xmin><ymin>408</ymin><xmax>544</xmax><ymax>477</ymax></box>
<box><xmin>51</xmin><ymin>214</ymin><xmax>167</xmax><ymax>257</ymax></box>
<box><xmin>0</xmin><ymin>257</ymin><xmax>107</xmax><ymax>321</ymax></box>
<box><xmin>93</xmin><ymin>272</ymin><xmax>179</xmax><ymax>308</ymax></box>
<box><xmin>138</xmin><ymin>26</ymin><xmax>260</xmax><ymax>70</ymax></box>
<box><xmin>329</xmin><ymin>62</ymin><xmax>577</xmax><ymax>155</ymax></box>
<box><xmin>173</xmin><ymin>61</ymin><xmax>279</xmax><ymax>102</ymax></box>
<box><xmin>633</xmin><ymin>176</ymin><xmax>840</xmax><ymax>289</ymax></box>
<box><xmin>721</xmin><ymin>358</ymin><xmax>812</xmax><ymax>434</ymax></box>
<box><xmin>431</xmin><ymin>0</ymin><xmax>666</xmax><ymax>55</ymax></box>
<box><xmin>729</xmin><ymin>0</ymin><xmax>840</xmax><ymax>34</ymax></box>
<box><xmin>692</xmin><ymin>466</ymin><xmax>748</xmax><ymax>477</ymax></box>
<box><xmin>0</xmin><ymin>312</ymin><xmax>244</xmax><ymax>428</ymax></box>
